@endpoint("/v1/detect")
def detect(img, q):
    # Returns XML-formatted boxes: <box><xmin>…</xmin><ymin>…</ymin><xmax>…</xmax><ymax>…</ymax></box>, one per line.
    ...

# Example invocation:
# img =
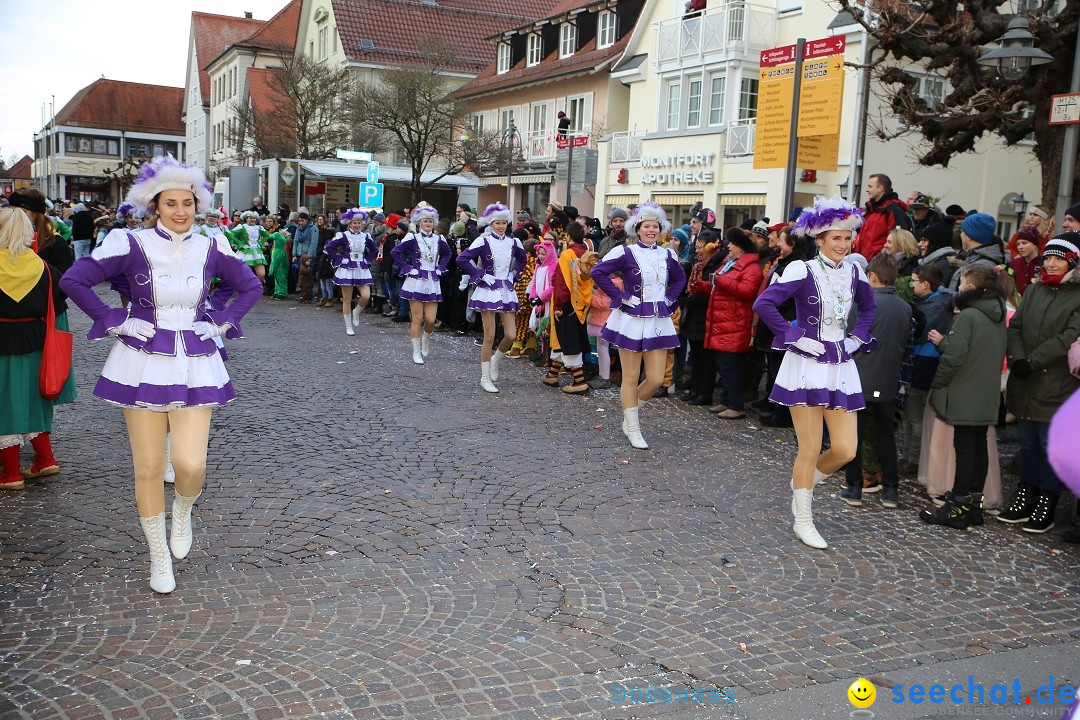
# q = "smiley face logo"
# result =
<box><xmin>848</xmin><ymin>678</ymin><xmax>876</xmax><ymax>708</ymax></box>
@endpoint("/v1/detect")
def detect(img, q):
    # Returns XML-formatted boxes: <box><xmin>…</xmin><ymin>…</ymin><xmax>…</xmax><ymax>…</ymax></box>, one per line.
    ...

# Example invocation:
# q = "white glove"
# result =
<box><xmin>843</xmin><ymin>337</ymin><xmax>862</xmax><ymax>354</ymax></box>
<box><xmin>622</xmin><ymin>295</ymin><xmax>642</xmax><ymax>308</ymax></box>
<box><xmin>481</xmin><ymin>273</ymin><xmax>496</xmax><ymax>286</ymax></box>
<box><xmin>408</xmin><ymin>268</ymin><xmax>420</xmax><ymax>277</ymax></box>
<box><xmin>192</xmin><ymin>321</ymin><xmax>228</xmax><ymax>340</ymax></box>
<box><xmin>793</xmin><ymin>336</ymin><xmax>826</xmax><ymax>357</ymax></box>
<box><xmin>111</xmin><ymin>318</ymin><xmax>156</xmax><ymax>342</ymax></box>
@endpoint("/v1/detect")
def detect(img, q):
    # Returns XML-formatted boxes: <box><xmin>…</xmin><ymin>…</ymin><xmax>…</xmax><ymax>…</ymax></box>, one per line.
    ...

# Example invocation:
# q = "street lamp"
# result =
<box><xmin>977</xmin><ymin>17</ymin><xmax>1053</xmax><ymax>82</ymax></box>
<box><xmin>838</xmin><ymin>180</ymin><xmax>849</xmax><ymax>200</ymax></box>
<box><xmin>1011</xmin><ymin>192</ymin><xmax>1030</xmax><ymax>233</ymax></box>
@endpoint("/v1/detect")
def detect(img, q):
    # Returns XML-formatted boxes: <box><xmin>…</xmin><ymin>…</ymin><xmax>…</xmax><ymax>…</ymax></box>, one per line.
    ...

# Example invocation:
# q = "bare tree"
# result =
<box><xmin>352</xmin><ymin>46</ymin><xmax>509</xmax><ymax>203</ymax></box>
<box><xmin>228</xmin><ymin>48</ymin><xmax>384</xmax><ymax>163</ymax></box>
<box><xmin>836</xmin><ymin>0</ymin><xmax>1080</xmax><ymax>210</ymax></box>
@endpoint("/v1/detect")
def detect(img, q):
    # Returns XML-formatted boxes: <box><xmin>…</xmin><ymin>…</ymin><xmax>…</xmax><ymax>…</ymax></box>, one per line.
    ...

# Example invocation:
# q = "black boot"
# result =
<box><xmin>839</xmin><ymin>485</ymin><xmax>863</xmax><ymax>507</ymax></box>
<box><xmin>1021</xmin><ymin>491</ymin><xmax>1059</xmax><ymax>534</ymax></box>
<box><xmin>996</xmin><ymin>483</ymin><xmax>1038</xmax><ymax>524</ymax></box>
<box><xmin>1063</xmin><ymin>528</ymin><xmax>1080</xmax><ymax>543</ymax></box>
<box><xmin>920</xmin><ymin>492</ymin><xmax>981</xmax><ymax>529</ymax></box>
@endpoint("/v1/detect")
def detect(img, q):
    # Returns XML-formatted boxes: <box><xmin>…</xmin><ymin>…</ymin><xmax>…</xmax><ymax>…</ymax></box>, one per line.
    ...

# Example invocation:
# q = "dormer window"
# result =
<box><xmin>559</xmin><ymin>22</ymin><xmax>577</xmax><ymax>59</ymax></box>
<box><xmin>597</xmin><ymin>10</ymin><xmax>616</xmax><ymax>49</ymax></box>
<box><xmin>497</xmin><ymin>41</ymin><xmax>511</xmax><ymax>74</ymax></box>
<box><xmin>527</xmin><ymin>33</ymin><xmax>542</xmax><ymax>67</ymax></box>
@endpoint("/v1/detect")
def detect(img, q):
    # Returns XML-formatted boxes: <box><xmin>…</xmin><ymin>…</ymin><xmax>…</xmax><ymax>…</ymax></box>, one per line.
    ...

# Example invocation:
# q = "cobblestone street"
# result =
<box><xmin>1</xmin><ymin>294</ymin><xmax>1077</xmax><ymax>720</ymax></box>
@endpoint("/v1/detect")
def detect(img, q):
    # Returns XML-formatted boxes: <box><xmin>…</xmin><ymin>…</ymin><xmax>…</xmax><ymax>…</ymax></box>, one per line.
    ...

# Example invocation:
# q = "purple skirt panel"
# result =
<box><xmin>93</xmin><ymin>376</ymin><xmax>237</xmax><ymax>409</ymax></box>
<box><xmin>600</xmin><ymin>327</ymin><xmax>679</xmax><ymax>352</ymax></box>
<box><xmin>769</xmin><ymin>385</ymin><xmax>865</xmax><ymax>412</ymax></box>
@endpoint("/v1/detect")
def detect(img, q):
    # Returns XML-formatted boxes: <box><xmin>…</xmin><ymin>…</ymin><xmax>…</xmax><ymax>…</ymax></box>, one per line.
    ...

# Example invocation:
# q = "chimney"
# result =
<box><xmin>244</xmin><ymin>11</ymin><xmax>253</xmax><ymax>18</ymax></box>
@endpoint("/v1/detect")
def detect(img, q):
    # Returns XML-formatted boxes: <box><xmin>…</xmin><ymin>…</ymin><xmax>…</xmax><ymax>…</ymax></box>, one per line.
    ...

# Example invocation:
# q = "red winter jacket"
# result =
<box><xmin>855</xmin><ymin>193</ymin><xmax>910</xmax><ymax>260</ymax></box>
<box><xmin>704</xmin><ymin>253</ymin><xmax>762</xmax><ymax>353</ymax></box>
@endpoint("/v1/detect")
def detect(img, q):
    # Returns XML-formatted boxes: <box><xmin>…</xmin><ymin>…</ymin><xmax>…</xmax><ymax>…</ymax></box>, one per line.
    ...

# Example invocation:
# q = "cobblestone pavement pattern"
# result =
<box><xmin>1</xmin><ymin>292</ymin><xmax>1077</xmax><ymax>720</ymax></box>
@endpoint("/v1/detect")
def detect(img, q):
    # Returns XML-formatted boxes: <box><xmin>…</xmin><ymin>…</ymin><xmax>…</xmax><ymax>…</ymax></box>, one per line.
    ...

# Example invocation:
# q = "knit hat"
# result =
<box><xmin>690</xmin><ymin>206</ymin><xmax>715</xmax><ymax>228</ymax></box>
<box><xmin>1015</xmin><ymin>225</ymin><xmax>1042</xmax><ymax>245</ymax></box>
<box><xmin>919</xmin><ymin>216</ymin><xmax>956</xmax><ymax>251</ymax></box>
<box><xmin>1065</xmin><ymin>203</ymin><xmax>1080</xmax><ymax>222</ymax></box>
<box><xmin>124</xmin><ymin>154</ymin><xmax>213</xmax><ymax>217</ymax></box>
<box><xmin>750</xmin><ymin>221</ymin><xmax>770</xmax><ymax>241</ymax></box>
<box><xmin>478</xmin><ymin>202</ymin><xmax>513</xmax><ymax>227</ymax></box>
<box><xmin>1042</xmin><ymin>233</ymin><xmax>1080</xmax><ymax>269</ymax></box>
<box><xmin>449</xmin><ymin>220</ymin><xmax>466</xmax><ymax>237</ymax></box>
<box><xmin>626</xmin><ymin>200</ymin><xmax>671</xmax><ymax>237</ymax></box>
<box><xmin>609</xmin><ymin>207</ymin><xmax>628</xmax><ymax>222</ymax></box>
<box><xmin>671</xmin><ymin>226</ymin><xmax>690</xmax><ymax>247</ymax></box>
<box><xmin>725</xmin><ymin>227</ymin><xmax>756</xmax><ymax>255</ymax></box>
<box><xmin>792</xmin><ymin>196</ymin><xmax>863</xmax><ymax>238</ymax></box>
<box><xmin>374</xmin><ymin>212</ymin><xmax>386</xmax><ymax>222</ymax></box>
<box><xmin>960</xmin><ymin>212</ymin><xmax>997</xmax><ymax>245</ymax></box>
<box><xmin>945</xmin><ymin>204</ymin><xmax>965</xmax><ymax>217</ymax></box>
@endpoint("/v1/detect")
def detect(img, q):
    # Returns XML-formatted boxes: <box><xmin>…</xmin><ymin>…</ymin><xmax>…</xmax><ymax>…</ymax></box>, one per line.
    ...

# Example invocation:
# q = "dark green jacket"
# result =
<box><xmin>931</xmin><ymin>295</ymin><xmax>1007</xmax><ymax>426</ymax></box>
<box><xmin>1006</xmin><ymin>270</ymin><xmax>1080</xmax><ymax>422</ymax></box>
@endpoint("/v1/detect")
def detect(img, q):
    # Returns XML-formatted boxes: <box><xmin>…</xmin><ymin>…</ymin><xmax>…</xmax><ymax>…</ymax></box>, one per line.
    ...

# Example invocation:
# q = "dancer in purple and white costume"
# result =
<box><xmin>61</xmin><ymin>155</ymin><xmax>262</xmax><ymax>594</ymax></box>
<box><xmin>324</xmin><ymin>208</ymin><xmax>376</xmax><ymax>336</ymax></box>
<box><xmin>591</xmin><ymin>201</ymin><xmax>686</xmax><ymax>449</ymax></box>
<box><xmin>753</xmin><ymin>197</ymin><xmax>877</xmax><ymax>549</ymax></box>
<box><xmin>456</xmin><ymin>203</ymin><xmax>527</xmax><ymax>392</ymax></box>
<box><xmin>392</xmin><ymin>204</ymin><xmax>451</xmax><ymax>364</ymax></box>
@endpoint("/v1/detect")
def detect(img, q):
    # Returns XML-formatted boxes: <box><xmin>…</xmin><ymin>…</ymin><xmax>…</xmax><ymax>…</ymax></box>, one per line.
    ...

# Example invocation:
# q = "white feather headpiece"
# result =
<box><xmin>124</xmin><ymin>155</ymin><xmax>213</xmax><ymax>217</ymax></box>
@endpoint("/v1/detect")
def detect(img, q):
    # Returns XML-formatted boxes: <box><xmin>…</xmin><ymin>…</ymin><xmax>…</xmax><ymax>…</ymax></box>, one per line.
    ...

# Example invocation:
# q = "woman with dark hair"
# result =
<box><xmin>61</xmin><ymin>155</ymin><xmax>262</xmax><ymax>594</ymax></box>
<box><xmin>917</xmin><ymin>217</ymin><xmax>957</xmax><ymax>288</ymax></box>
<box><xmin>704</xmin><ymin>228</ymin><xmax>762</xmax><ymax>419</ymax></box>
<box><xmin>680</xmin><ymin>230</ymin><xmax>723</xmax><ymax>405</ymax></box>
<box><xmin>919</xmin><ymin>263</ymin><xmax>1007</xmax><ymax>529</ymax></box>
<box><xmin>753</xmin><ymin>197</ymin><xmax>876</xmax><ymax>549</ymax></box>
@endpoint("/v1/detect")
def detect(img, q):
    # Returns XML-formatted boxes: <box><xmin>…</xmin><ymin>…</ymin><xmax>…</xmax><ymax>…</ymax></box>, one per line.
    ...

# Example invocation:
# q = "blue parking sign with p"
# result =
<box><xmin>358</xmin><ymin>182</ymin><xmax>384</xmax><ymax>208</ymax></box>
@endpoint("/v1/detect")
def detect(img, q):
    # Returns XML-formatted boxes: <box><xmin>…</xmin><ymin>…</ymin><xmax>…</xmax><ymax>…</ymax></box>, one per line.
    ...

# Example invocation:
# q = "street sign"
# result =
<box><xmin>797</xmin><ymin>52</ymin><xmax>845</xmax><ymax>137</ymax></box>
<box><xmin>367</xmin><ymin>161</ymin><xmax>380</xmax><ymax>183</ymax></box>
<box><xmin>804</xmin><ymin>35</ymin><xmax>845</xmax><ymax>60</ymax></box>
<box><xmin>358</xmin><ymin>182</ymin><xmax>384</xmax><ymax>208</ymax></box>
<box><xmin>336</xmin><ymin>149</ymin><xmax>373</xmax><ymax>162</ymax></box>
<box><xmin>1049</xmin><ymin>93</ymin><xmax>1080</xmax><ymax>125</ymax></box>
<box><xmin>753</xmin><ymin>54</ymin><xmax>796</xmax><ymax>169</ymax></box>
<box><xmin>280</xmin><ymin>165</ymin><xmax>296</xmax><ymax>186</ymax></box>
<box><xmin>797</xmin><ymin>133</ymin><xmax>840</xmax><ymax>172</ymax></box>
<box><xmin>555</xmin><ymin>135</ymin><xmax>588</xmax><ymax>149</ymax></box>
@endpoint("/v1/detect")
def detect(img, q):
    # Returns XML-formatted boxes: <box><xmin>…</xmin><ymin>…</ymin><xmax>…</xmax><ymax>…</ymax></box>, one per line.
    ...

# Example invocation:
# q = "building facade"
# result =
<box><xmin>590</xmin><ymin>0</ymin><xmax>1043</xmax><ymax>232</ymax></box>
<box><xmin>32</xmin><ymin>80</ymin><xmax>185</xmax><ymax>205</ymax></box>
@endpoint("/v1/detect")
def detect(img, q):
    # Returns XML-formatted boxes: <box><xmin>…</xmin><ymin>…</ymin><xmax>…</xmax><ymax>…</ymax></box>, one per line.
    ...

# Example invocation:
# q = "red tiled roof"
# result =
<box><xmin>191</xmin><ymin>12</ymin><xmax>265</xmax><ymax>104</ymax></box>
<box><xmin>2</xmin><ymin>156</ymin><xmax>33</xmax><ymax>179</ymax></box>
<box><xmin>452</xmin><ymin>33</ymin><xmax>630</xmax><ymax>99</ymax></box>
<box><xmin>331</xmin><ymin>0</ymin><xmax>562</xmax><ymax>72</ymax></box>
<box><xmin>55</xmin><ymin>79</ymin><xmax>185</xmax><ymax>135</ymax></box>
<box><xmin>237</xmin><ymin>0</ymin><xmax>301</xmax><ymax>52</ymax></box>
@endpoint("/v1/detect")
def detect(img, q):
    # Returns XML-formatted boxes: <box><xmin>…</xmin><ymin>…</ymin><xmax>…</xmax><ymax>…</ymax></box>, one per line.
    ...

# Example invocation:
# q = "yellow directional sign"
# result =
<box><xmin>797</xmin><ymin>56</ymin><xmax>845</xmax><ymax>137</ymax></box>
<box><xmin>797</xmin><ymin>133</ymin><xmax>840</xmax><ymax>171</ymax></box>
<box><xmin>753</xmin><ymin>62</ymin><xmax>796</xmax><ymax>169</ymax></box>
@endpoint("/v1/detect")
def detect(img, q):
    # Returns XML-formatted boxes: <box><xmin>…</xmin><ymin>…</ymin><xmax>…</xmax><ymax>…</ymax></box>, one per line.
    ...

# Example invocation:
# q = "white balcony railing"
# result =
<box><xmin>725</xmin><ymin>118</ymin><xmax>755</xmax><ymax>157</ymax></box>
<box><xmin>519</xmin><ymin>128</ymin><xmax>558</xmax><ymax>162</ymax></box>
<box><xmin>655</xmin><ymin>1</ymin><xmax>775</xmax><ymax>66</ymax></box>
<box><xmin>610</xmin><ymin>130</ymin><xmax>644</xmax><ymax>163</ymax></box>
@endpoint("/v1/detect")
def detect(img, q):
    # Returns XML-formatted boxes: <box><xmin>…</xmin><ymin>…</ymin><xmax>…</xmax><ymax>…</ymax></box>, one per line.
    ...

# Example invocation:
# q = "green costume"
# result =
<box><xmin>268</xmin><ymin>231</ymin><xmax>289</xmax><ymax>298</ymax></box>
<box><xmin>228</xmin><ymin>223</ymin><xmax>268</xmax><ymax>267</ymax></box>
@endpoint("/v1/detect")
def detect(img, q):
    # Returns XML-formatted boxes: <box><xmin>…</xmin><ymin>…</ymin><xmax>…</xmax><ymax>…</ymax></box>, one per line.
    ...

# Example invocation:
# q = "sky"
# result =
<box><xmin>0</xmin><ymin>0</ymin><xmax>288</xmax><ymax>163</ymax></box>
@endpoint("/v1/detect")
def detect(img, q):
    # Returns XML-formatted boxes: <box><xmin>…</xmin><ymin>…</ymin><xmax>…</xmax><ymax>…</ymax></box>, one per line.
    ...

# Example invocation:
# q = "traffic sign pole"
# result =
<box><xmin>565</xmin><ymin>137</ymin><xmax>574</xmax><ymax>207</ymax></box>
<box><xmin>783</xmin><ymin>38</ymin><xmax>806</xmax><ymax>223</ymax></box>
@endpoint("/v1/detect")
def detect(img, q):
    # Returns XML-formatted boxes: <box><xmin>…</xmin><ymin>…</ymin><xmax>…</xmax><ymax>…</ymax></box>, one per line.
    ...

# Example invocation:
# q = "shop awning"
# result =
<box><xmin>477</xmin><ymin>174</ymin><xmax>553</xmax><ymax>186</ymax></box>
<box><xmin>605</xmin><ymin>194</ymin><xmax>639</xmax><ymax>205</ymax></box>
<box><xmin>298</xmin><ymin>159</ymin><xmax>481</xmax><ymax>188</ymax></box>
<box><xmin>719</xmin><ymin>193</ymin><xmax>767</xmax><ymax>206</ymax></box>
<box><xmin>652</xmin><ymin>193</ymin><xmax>703</xmax><ymax>205</ymax></box>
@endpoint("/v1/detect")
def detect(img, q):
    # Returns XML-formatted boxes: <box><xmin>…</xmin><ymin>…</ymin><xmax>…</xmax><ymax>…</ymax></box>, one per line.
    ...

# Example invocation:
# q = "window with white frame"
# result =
<box><xmin>709</xmin><ymin>75</ymin><xmax>726</xmax><ymax>125</ymax></box>
<box><xmin>333</xmin><ymin>27</ymin><xmax>338</xmax><ymax>53</ymax></box>
<box><xmin>567</xmin><ymin>95</ymin><xmax>587</xmax><ymax>132</ymax></box>
<box><xmin>472</xmin><ymin>114</ymin><xmax>485</xmax><ymax>133</ymax></box>
<box><xmin>559</xmin><ymin>23</ymin><xmax>577</xmax><ymax>58</ymax></box>
<box><xmin>666</xmin><ymin>81</ymin><xmax>681</xmax><ymax>131</ymax></box>
<box><xmin>777</xmin><ymin>0</ymin><xmax>802</xmax><ymax>13</ymax></box>
<box><xmin>738</xmin><ymin>77</ymin><xmax>758</xmax><ymax>120</ymax></box>
<box><xmin>497</xmin><ymin>42</ymin><xmax>511</xmax><ymax>73</ymax></box>
<box><xmin>597</xmin><ymin>10</ymin><xmax>616</xmax><ymax>48</ymax></box>
<box><xmin>527</xmin><ymin>33</ymin><xmax>542</xmax><ymax>66</ymax></box>
<box><xmin>318</xmin><ymin>25</ymin><xmax>329</xmax><ymax>60</ymax></box>
<box><xmin>916</xmin><ymin>75</ymin><xmax>945</xmax><ymax>109</ymax></box>
<box><xmin>500</xmin><ymin>108</ymin><xmax>516</xmax><ymax>133</ymax></box>
<box><xmin>687</xmin><ymin>78</ymin><xmax>703</xmax><ymax>128</ymax></box>
<box><xmin>530</xmin><ymin>103</ymin><xmax>548</xmax><ymax>133</ymax></box>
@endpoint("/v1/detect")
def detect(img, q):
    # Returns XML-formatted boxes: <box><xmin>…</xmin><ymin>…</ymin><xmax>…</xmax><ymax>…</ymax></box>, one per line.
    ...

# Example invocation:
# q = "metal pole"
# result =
<box><xmin>1054</xmin><ymin>27</ymin><xmax>1080</xmax><ymax>229</ymax></box>
<box><xmin>50</xmin><ymin>95</ymin><xmax>56</xmax><ymax>201</ymax></box>
<box><xmin>850</xmin><ymin>31</ymin><xmax>873</xmax><ymax>206</ymax></box>
<box><xmin>565</xmin><ymin>135</ymin><xmax>574</xmax><ymax>207</ymax></box>
<box><xmin>506</xmin><ymin>121</ymin><xmax>515</xmax><ymax>209</ymax></box>
<box><xmin>783</xmin><ymin>38</ymin><xmax>806</xmax><ymax>221</ymax></box>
